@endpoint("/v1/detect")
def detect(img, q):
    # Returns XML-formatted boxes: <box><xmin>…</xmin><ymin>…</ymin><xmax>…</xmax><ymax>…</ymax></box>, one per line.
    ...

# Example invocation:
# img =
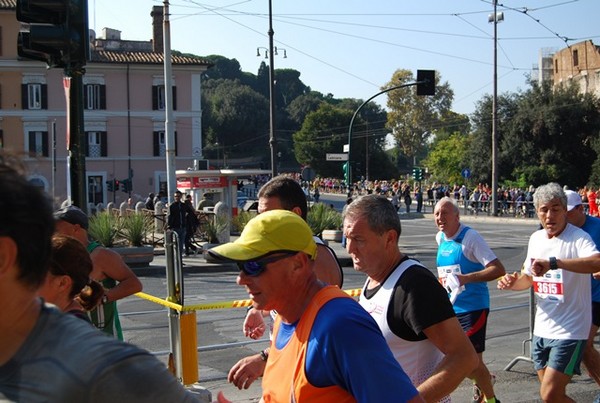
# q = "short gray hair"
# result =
<box><xmin>435</xmin><ymin>196</ymin><xmax>459</xmax><ymax>215</ymax></box>
<box><xmin>533</xmin><ymin>182</ymin><xmax>566</xmax><ymax>210</ymax></box>
<box><xmin>343</xmin><ymin>194</ymin><xmax>402</xmax><ymax>237</ymax></box>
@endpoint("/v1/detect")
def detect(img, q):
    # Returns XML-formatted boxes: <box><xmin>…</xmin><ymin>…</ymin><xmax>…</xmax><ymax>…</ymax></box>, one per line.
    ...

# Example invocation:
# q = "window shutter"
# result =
<box><xmin>28</xmin><ymin>132</ymin><xmax>35</xmax><ymax>154</ymax></box>
<box><xmin>153</xmin><ymin>131</ymin><xmax>159</xmax><ymax>156</ymax></box>
<box><xmin>152</xmin><ymin>86</ymin><xmax>158</xmax><ymax>110</ymax></box>
<box><xmin>21</xmin><ymin>84</ymin><xmax>28</xmax><ymax>109</ymax></box>
<box><xmin>100</xmin><ymin>132</ymin><xmax>107</xmax><ymax>156</ymax></box>
<box><xmin>41</xmin><ymin>131</ymin><xmax>48</xmax><ymax>157</ymax></box>
<box><xmin>83</xmin><ymin>84</ymin><xmax>89</xmax><ymax>109</ymax></box>
<box><xmin>41</xmin><ymin>85</ymin><xmax>48</xmax><ymax>109</ymax></box>
<box><xmin>100</xmin><ymin>85</ymin><xmax>106</xmax><ymax>109</ymax></box>
<box><xmin>84</xmin><ymin>132</ymin><xmax>90</xmax><ymax>156</ymax></box>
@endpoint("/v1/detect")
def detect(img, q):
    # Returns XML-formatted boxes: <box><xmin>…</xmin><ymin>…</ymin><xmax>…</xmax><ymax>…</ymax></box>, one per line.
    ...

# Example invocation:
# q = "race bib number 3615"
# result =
<box><xmin>533</xmin><ymin>270</ymin><xmax>564</xmax><ymax>303</ymax></box>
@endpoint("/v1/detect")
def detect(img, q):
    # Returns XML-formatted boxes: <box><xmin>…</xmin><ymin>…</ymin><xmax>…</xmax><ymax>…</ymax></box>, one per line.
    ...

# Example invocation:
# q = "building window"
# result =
<box><xmin>152</xmin><ymin>85</ymin><xmax>177</xmax><ymax>110</ymax></box>
<box><xmin>27</xmin><ymin>131</ymin><xmax>49</xmax><ymax>157</ymax></box>
<box><xmin>21</xmin><ymin>83</ymin><xmax>47</xmax><ymax>110</ymax></box>
<box><xmin>84</xmin><ymin>84</ymin><xmax>106</xmax><ymax>110</ymax></box>
<box><xmin>88</xmin><ymin>175</ymin><xmax>104</xmax><ymax>206</ymax></box>
<box><xmin>573</xmin><ymin>49</ymin><xmax>579</xmax><ymax>67</ymax></box>
<box><xmin>153</xmin><ymin>131</ymin><xmax>177</xmax><ymax>156</ymax></box>
<box><xmin>86</xmin><ymin>131</ymin><xmax>107</xmax><ymax>157</ymax></box>
<box><xmin>554</xmin><ymin>59</ymin><xmax>558</xmax><ymax>74</ymax></box>
<box><xmin>0</xmin><ymin>130</ymin><xmax>3</xmax><ymax>148</ymax></box>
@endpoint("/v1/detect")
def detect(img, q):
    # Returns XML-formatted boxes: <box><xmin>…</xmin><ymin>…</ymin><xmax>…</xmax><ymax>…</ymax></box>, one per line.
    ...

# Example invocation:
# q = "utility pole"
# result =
<box><xmin>17</xmin><ymin>0</ymin><xmax>90</xmax><ymax>211</ymax></box>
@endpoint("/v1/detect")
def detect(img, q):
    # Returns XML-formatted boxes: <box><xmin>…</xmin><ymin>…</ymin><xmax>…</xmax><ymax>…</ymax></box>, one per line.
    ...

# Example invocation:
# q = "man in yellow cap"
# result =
<box><xmin>209</xmin><ymin>210</ymin><xmax>423</xmax><ymax>403</ymax></box>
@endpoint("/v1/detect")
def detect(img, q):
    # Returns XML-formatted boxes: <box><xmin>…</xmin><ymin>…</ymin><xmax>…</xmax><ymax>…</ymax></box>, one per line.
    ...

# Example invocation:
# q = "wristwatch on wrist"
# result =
<box><xmin>549</xmin><ymin>256</ymin><xmax>558</xmax><ymax>270</ymax></box>
<box><xmin>259</xmin><ymin>349</ymin><xmax>268</xmax><ymax>361</ymax></box>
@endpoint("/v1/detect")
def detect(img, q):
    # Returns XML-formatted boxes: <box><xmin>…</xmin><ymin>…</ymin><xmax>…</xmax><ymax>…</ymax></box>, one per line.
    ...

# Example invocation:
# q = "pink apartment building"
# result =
<box><xmin>0</xmin><ymin>2</ymin><xmax>212</xmax><ymax>208</ymax></box>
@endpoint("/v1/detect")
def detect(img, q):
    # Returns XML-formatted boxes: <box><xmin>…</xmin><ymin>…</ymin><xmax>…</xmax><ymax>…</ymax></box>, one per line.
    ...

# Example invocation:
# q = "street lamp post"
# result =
<box><xmin>267</xmin><ymin>0</ymin><xmax>276</xmax><ymax>178</ymax></box>
<box><xmin>489</xmin><ymin>1</ymin><xmax>504</xmax><ymax>216</ymax></box>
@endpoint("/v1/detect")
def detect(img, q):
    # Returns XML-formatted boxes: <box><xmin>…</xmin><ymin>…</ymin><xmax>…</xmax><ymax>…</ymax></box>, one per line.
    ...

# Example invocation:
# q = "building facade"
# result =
<box><xmin>552</xmin><ymin>39</ymin><xmax>600</xmax><ymax>97</ymax></box>
<box><xmin>0</xmin><ymin>2</ymin><xmax>211</xmax><ymax>208</ymax></box>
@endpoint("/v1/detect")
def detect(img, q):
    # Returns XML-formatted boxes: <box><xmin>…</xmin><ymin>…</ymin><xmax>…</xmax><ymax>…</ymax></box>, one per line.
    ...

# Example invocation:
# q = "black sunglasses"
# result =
<box><xmin>237</xmin><ymin>252</ymin><xmax>297</xmax><ymax>277</ymax></box>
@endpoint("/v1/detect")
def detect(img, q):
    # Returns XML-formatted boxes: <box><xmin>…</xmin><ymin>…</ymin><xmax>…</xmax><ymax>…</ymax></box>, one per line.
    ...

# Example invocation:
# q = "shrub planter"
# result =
<box><xmin>321</xmin><ymin>229</ymin><xmax>343</xmax><ymax>243</ymax></box>
<box><xmin>112</xmin><ymin>246</ymin><xmax>155</xmax><ymax>268</ymax></box>
<box><xmin>202</xmin><ymin>243</ymin><xmax>221</xmax><ymax>263</ymax></box>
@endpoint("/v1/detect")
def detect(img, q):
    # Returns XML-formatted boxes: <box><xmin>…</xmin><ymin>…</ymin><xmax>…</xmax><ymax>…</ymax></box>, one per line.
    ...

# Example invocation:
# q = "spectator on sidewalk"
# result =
<box><xmin>434</xmin><ymin>197</ymin><xmax>506</xmax><ymax>403</ymax></box>
<box><xmin>167</xmin><ymin>190</ymin><xmax>193</xmax><ymax>257</ymax></box>
<box><xmin>209</xmin><ymin>210</ymin><xmax>423</xmax><ymax>402</ymax></box>
<box><xmin>498</xmin><ymin>183</ymin><xmax>600</xmax><ymax>402</ymax></box>
<box><xmin>343</xmin><ymin>194</ymin><xmax>478</xmax><ymax>402</ymax></box>
<box><xmin>54</xmin><ymin>205</ymin><xmax>143</xmax><ymax>339</ymax></box>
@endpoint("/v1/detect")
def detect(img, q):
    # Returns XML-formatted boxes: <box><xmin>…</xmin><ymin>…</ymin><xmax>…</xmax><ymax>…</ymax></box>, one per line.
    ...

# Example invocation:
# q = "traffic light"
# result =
<box><xmin>412</xmin><ymin>167</ymin><xmax>423</xmax><ymax>181</ymax></box>
<box><xmin>106</xmin><ymin>178</ymin><xmax>119</xmax><ymax>192</ymax></box>
<box><xmin>16</xmin><ymin>0</ymin><xmax>90</xmax><ymax>69</ymax></box>
<box><xmin>416</xmin><ymin>70</ymin><xmax>435</xmax><ymax>96</ymax></box>
<box><xmin>343</xmin><ymin>162</ymin><xmax>350</xmax><ymax>185</ymax></box>
<box><xmin>121</xmin><ymin>178</ymin><xmax>132</xmax><ymax>193</ymax></box>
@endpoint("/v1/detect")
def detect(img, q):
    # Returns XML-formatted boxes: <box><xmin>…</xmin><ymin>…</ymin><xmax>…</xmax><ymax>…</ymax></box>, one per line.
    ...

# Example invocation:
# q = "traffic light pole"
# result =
<box><xmin>346</xmin><ymin>70</ymin><xmax>434</xmax><ymax>189</ymax></box>
<box><xmin>65</xmin><ymin>68</ymin><xmax>87</xmax><ymax>212</ymax></box>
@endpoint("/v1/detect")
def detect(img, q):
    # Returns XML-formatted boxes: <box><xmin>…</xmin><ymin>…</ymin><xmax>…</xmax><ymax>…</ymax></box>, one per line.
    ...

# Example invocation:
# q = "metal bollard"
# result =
<box><xmin>165</xmin><ymin>230</ymin><xmax>199</xmax><ymax>385</ymax></box>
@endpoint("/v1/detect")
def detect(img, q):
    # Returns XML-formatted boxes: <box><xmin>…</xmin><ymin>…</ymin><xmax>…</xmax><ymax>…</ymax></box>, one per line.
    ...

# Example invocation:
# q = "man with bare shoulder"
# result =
<box><xmin>344</xmin><ymin>194</ymin><xmax>478</xmax><ymax>402</ymax></box>
<box><xmin>54</xmin><ymin>206</ymin><xmax>142</xmax><ymax>339</ymax></box>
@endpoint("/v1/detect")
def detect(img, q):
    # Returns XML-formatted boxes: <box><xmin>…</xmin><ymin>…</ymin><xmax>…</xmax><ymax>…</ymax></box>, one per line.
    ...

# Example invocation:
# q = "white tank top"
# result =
<box><xmin>359</xmin><ymin>259</ymin><xmax>450</xmax><ymax>402</ymax></box>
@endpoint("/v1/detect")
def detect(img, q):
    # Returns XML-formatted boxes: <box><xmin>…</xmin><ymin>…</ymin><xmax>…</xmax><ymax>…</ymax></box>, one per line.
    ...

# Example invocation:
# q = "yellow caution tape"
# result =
<box><xmin>135</xmin><ymin>288</ymin><xmax>362</xmax><ymax>312</ymax></box>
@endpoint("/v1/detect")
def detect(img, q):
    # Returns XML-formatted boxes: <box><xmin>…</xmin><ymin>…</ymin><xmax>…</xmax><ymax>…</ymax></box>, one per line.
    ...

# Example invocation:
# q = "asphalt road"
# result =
<box><xmin>117</xmin><ymin>214</ymin><xmax>600</xmax><ymax>402</ymax></box>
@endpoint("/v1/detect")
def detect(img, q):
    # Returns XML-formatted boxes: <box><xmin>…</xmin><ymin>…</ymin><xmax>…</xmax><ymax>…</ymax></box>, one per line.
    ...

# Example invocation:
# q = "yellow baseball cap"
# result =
<box><xmin>208</xmin><ymin>210</ymin><xmax>317</xmax><ymax>262</ymax></box>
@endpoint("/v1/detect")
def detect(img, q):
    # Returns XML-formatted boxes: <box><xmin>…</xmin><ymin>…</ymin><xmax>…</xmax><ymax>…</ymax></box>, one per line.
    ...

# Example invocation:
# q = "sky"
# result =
<box><xmin>89</xmin><ymin>0</ymin><xmax>600</xmax><ymax>116</ymax></box>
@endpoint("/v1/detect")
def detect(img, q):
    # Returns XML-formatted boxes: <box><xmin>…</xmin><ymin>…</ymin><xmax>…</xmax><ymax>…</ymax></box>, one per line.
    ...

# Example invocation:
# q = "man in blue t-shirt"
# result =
<box><xmin>565</xmin><ymin>189</ymin><xmax>600</xmax><ymax>389</ymax></box>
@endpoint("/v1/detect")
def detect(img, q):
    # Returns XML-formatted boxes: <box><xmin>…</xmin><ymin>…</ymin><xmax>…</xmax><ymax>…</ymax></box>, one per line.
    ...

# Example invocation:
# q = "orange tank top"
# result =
<box><xmin>261</xmin><ymin>286</ymin><xmax>356</xmax><ymax>403</ymax></box>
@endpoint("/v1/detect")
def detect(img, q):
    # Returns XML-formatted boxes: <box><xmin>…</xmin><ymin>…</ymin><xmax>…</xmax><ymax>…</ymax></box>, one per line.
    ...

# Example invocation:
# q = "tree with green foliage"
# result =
<box><xmin>385</xmin><ymin>69</ymin><xmax>454</xmax><ymax>166</ymax></box>
<box><xmin>468</xmin><ymin>80</ymin><xmax>600</xmax><ymax>188</ymax></box>
<box><xmin>287</xmin><ymin>91</ymin><xmax>326</xmax><ymax>128</ymax></box>
<box><xmin>293</xmin><ymin>103</ymin><xmax>354</xmax><ymax>177</ymax></box>
<box><xmin>423</xmin><ymin>132</ymin><xmax>471</xmax><ymax>184</ymax></box>
<box><xmin>202</xmin><ymin>79</ymin><xmax>269</xmax><ymax>158</ymax></box>
<box><xmin>466</xmin><ymin>91</ymin><xmax>518</xmax><ymax>185</ymax></box>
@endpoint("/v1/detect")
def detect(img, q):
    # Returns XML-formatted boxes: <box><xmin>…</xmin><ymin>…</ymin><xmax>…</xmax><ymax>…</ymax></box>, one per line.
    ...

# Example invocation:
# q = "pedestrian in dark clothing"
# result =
<box><xmin>145</xmin><ymin>193</ymin><xmax>155</xmax><ymax>211</ymax></box>
<box><xmin>184</xmin><ymin>196</ymin><xmax>199</xmax><ymax>256</ymax></box>
<box><xmin>167</xmin><ymin>191</ymin><xmax>191</xmax><ymax>257</ymax></box>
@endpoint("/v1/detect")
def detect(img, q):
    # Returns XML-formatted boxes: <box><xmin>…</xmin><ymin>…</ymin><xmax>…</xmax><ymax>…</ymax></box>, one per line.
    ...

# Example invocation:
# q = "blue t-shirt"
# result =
<box><xmin>275</xmin><ymin>297</ymin><xmax>419</xmax><ymax>402</ymax></box>
<box><xmin>582</xmin><ymin>215</ymin><xmax>600</xmax><ymax>302</ymax></box>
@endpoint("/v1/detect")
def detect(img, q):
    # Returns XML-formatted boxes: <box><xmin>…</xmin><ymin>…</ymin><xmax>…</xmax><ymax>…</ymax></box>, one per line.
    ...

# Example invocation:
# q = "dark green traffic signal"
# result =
<box><xmin>121</xmin><ymin>178</ymin><xmax>132</xmax><ymax>193</ymax></box>
<box><xmin>412</xmin><ymin>167</ymin><xmax>423</xmax><ymax>181</ymax></box>
<box><xmin>343</xmin><ymin>162</ymin><xmax>350</xmax><ymax>185</ymax></box>
<box><xmin>17</xmin><ymin>0</ymin><xmax>89</xmax><ymax>69</ymax></box>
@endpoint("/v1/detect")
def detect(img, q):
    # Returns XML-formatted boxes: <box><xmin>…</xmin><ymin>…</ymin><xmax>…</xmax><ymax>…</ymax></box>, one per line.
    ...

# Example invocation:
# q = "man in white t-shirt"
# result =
<box><xmin>498</xmin><ymin>182</ymin><xmax>600</xmax><ymax>402</ymax></box>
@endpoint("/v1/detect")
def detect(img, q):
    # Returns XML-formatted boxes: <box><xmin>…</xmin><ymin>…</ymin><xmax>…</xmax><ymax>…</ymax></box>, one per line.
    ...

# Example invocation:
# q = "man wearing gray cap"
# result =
<box><xmin>565</xmin><ymin>189</ymin><xmax>600</xmax><ymax>392</ymax></box>
<box><xmin>54</xmin><ymin>205</ymin><xmax>142</xmax><ymax>339</ymax></box>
